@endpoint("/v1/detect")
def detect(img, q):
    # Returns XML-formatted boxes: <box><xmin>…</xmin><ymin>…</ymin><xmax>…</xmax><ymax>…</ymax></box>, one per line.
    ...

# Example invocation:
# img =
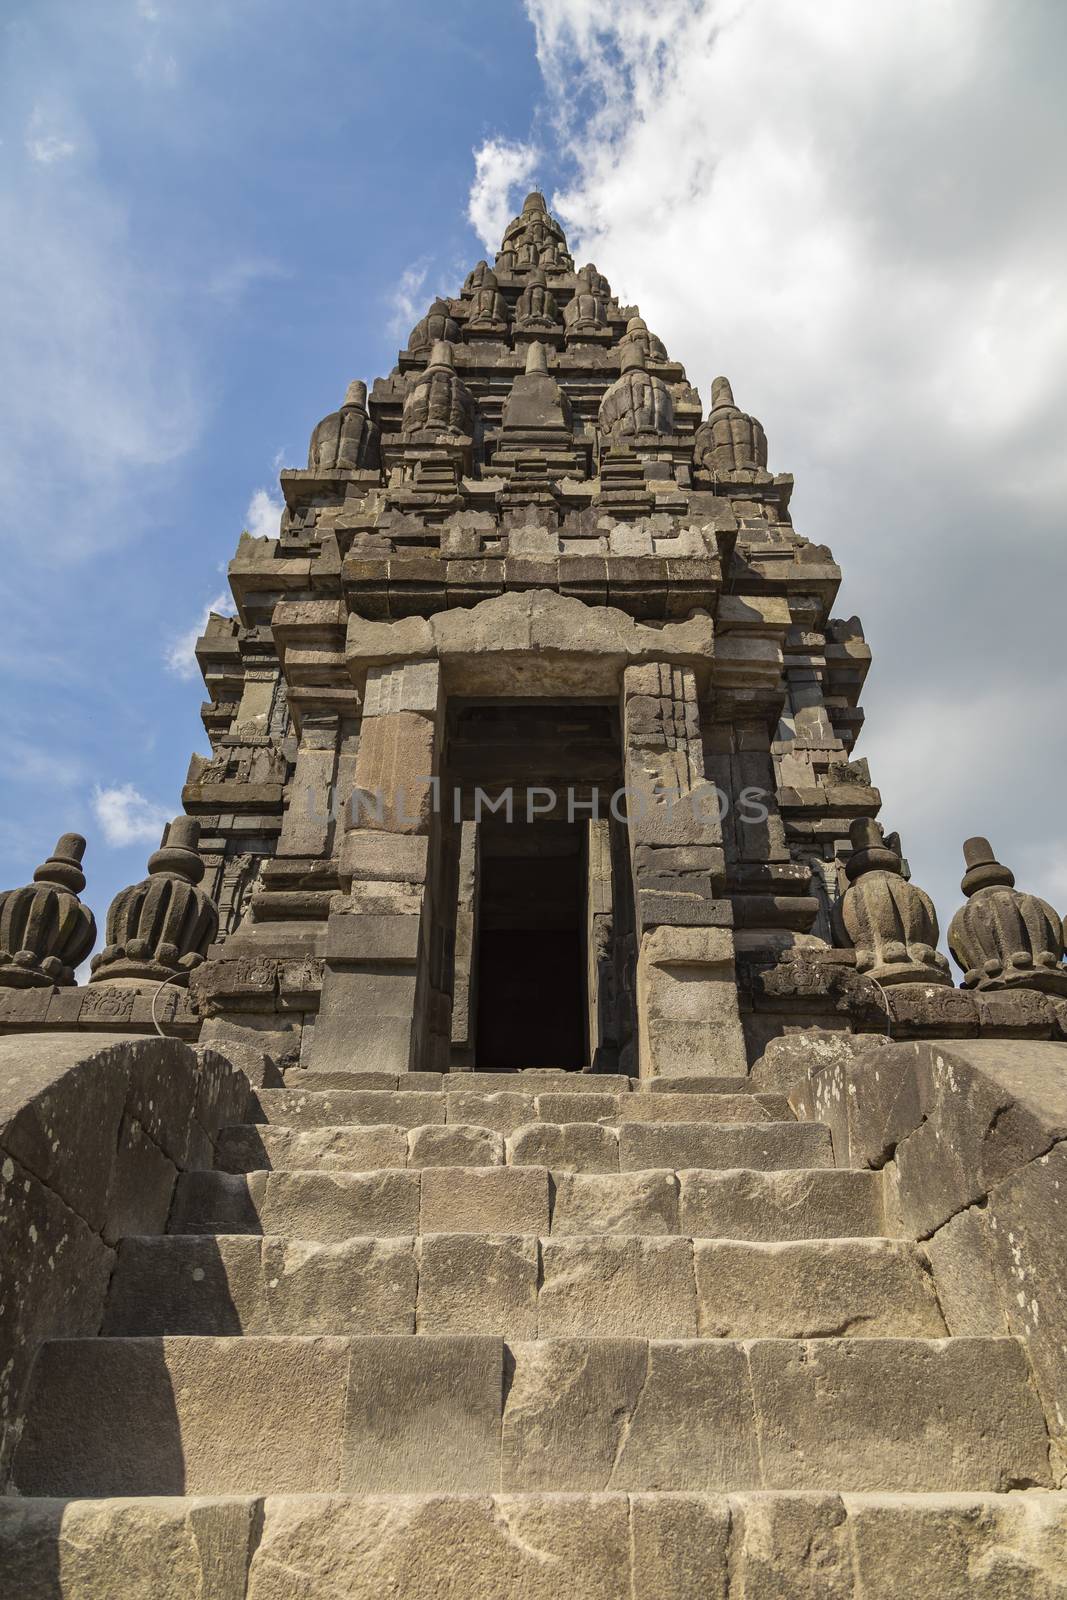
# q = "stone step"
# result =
<box><xmin>246</xmin><ymin>1086</ymin><xmax>793</xmax><ymax>1133</ymax></box>
<box><xmin>171</xmin><ymin>1161</ymin><xmax>863</xmax><ymax>1241</ymax></box>
<box><xmin>219</xmin><ymin>1118</ymin><xmax>828</xmax><ymax>1180</ymax></box>
<box><xmin>280</xmin><ymin>1069</ymin><xmax>639</xmax><ymax>1094</ymax></box>
<box><xmin>5</xmin><ymin>1491</ymin><xmax>1067</xmax><ymax>1599</ymax></box>
<box><xmin>104</xmin><ymin>1234</ymin><xmax>946</xmax><ymax>1340</ymax></box>
<box><xmin>12</xmin><ymin>1335</ymin><xmax>1051</xmax><ymax>1498</ymax></box>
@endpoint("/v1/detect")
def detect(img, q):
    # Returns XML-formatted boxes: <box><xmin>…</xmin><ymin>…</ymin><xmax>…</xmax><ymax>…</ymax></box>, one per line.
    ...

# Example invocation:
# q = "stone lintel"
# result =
<box><xmin>345</xmin><ymin>590</ymin><xmax>714</xmax><ymax>700</ymax></box>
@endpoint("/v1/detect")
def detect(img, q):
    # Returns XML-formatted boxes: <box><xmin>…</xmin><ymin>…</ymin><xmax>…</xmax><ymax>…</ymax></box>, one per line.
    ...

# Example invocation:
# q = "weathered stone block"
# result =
<box><xmin>408</xmin><ymin>1121</ymin><xmax>503</xmax><ymax>1167</ymax></box>
<box><xmin>749</xmin><ymin>1337</ymin><xmax>1051</xmax><ymax>1491</ymax></box>
<box><xmin>551</xmin><ymin>1170</ymin><xmax>679</xmax><ymax>1234</ymax></box>
<box><xmin>508</xmin><ymin>1120</ymin><xmax>620</xmax><ymax>1172</ymax></box>
<box><xmin>417</xmin><ymin>1232</ymin><xmax>538</xmax><ymax>1336</ymax></box>
<box><xmin>14</xmin><ymin>1336</ymin><xmax>352</xmax><ymax>1495</ymax></box>
<box><xmin>539</xmin><ymin>1236</ymin><xmax>697</xmax><ymax>1337</ymax></box>
<box><xmin>630</xmin><ymin>1492</ymin><xmax>731</xmax><ymax>1598</ymax></box>
<box><xmin>0</xmin><ymin>1496</ymin><xmax>259</xmax><ymax>1600</ymax></box>
<box><xmin>679</xmin><ymin>1167</ymin><xmax>885</xmax><ymax>1241</ymax></box>
<box><xmin>444</xmin><ymin>1089</ymin><xmax>535</xmax><ymax>1132</ymax></box>
<box><xmin>420</xmin><ymin>1165</ymin><xmax>550</xmax><ymax>1234</ymax></box>
<box><xmin>619</xmin><ymin>1120</ymin><xmax>833</xmax><ymax>1171</ymax></box>
<box><xmin>340</xmin><ymin>1335</ymin><xmax>502</xmax><ymax>1491</ymax></box>
<box><xmin>924</xmin><ymin>1204</ymin><xmax>1009</xmax><ymax>1335</ymax></box>
<box><xmin>217</xmin><ymin>1123</ymin><xmax>408</xmax><ymax>1174</ymax></box>
<box><xmin>614</xmin><ymin>1340</ymin><xmax>762</xmax><ymax>1490</ymax></box>
<box><xmin>693</xmin><ymin>1239</ymin><xmax>946</xmax><ymax>1338</ymax></box>
<box><xmin>249</xmin><ymin>1493</ymin><xmax>633</xmax><ymax>1600</ymax></box>
<box><xmin>250</xmin><ymin>1088</ymin><xmax>444</xmax><ymax>1128</ymax></box>
<box><xmin>502</xmin><ymin>1338</ymin><xmax>649</xmax><ymax>1490</ymax></box>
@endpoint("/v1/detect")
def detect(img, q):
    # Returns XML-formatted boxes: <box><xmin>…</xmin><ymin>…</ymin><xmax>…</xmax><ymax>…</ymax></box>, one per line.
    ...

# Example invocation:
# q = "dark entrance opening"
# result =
<box><xmin>476</xmin><ymin>821</ymin><xmax>586</xmax><ymax>1070</ymax></box>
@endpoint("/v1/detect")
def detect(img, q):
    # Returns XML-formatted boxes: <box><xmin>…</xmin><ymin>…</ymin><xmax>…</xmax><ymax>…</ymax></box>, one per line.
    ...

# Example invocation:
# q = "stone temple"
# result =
<box><xmin>2</xmin><ymin>192</ymin><xmax>1067</xmax><ymax>1593</ymax></box>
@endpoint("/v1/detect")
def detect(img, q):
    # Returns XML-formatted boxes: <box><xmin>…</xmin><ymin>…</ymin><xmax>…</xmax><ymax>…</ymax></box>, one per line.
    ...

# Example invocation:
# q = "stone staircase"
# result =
<box><xmin>5</xmin><ymin>1068</ymin><xmax>1067</xmax><ymax>1596</ymax></box>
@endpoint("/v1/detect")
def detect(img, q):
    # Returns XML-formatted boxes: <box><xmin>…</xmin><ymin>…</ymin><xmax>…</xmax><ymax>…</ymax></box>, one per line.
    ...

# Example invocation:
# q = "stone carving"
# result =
<box><xmin>188</xmin><ymin>744</ymin><xmax>287</xmax><ymax>788</ymax></box>
<box><xmin>0</xmin><ymin>834</ymin><xmax>96</xmax><ymax>987</ymax></box>
<box><xmin>401</xmin><ymin>341</ymin><xmax>475</xmax><ymax>438</ymax></box>
<box><xmin>463</xmin><ymin>259</ymin><xmax>496</xmax><ymax>294</ymax></box>
<box><xmin>497</xmin><ymin>191</ymin><xmax>573</xmax><ymax>273</ymax></box>
<box><xmin>598</xmin><ymin>344</ymin><xmax>674</xmax><ymax>440</ymax></box>
<box><xmin>90</xmin><ymin>817</ymin><xmax>219</xmax><ymax>986</ymax></box>
<box><xmin>501</xmin><ymin>342</ymin><xmax>573</xmax><ymax>433</ymax></box>
<box><xmin>220</xmin><ymin>852</ymin><xmax>264</xmax><ymax>937</ymax></box>
<box><xmin>578</xmin><ymin>262</ymin><xmax>611</xmax><ymax>299</ymax></box>
<box><xmin>407</xmin><ymin>298</ymin><xmax>460</xmax><ymax>357</ymax></box>
<box><xmin>948</xmin><ymin>836</ymin><xmax>1067</xmax><ymax>993</ymax></box>
<box><xmin>620</xmin><ymin>315</ymin><xmax>667</xmax><ymax>362</ymax></box>
<box><xmin>694</xmin><ymin>376</ymin><xmax>768</xmax><ymax>477</ymax></box>
<box><xmin>833</xmin><ymin>818</ymin><xmax>952</xmax><ymax>987</ymax></box>
<box><xmin>563</xmin><ymin>264</ymin><xmax>608</xmax><ymax>336</ymax></box>
<box><xmin>465</xmin><ymin>267</ymin><xmax>509</xmax><ymax>333</ymax></box>
<box><xmin>513</xmin><ymin>268</ymin><xmax>561</xmax><ymax>332</ymax></box>
<box><xmin>307</xmin><ymin>380</ymin><xmax>380</xmax><ymax>472</ymax></box>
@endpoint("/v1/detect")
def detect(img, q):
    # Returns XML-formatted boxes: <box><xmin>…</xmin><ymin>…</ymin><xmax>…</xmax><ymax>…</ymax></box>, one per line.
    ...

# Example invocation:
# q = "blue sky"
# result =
<box><xmin>2</xmin><ymin>0</ymin><xmax>1066</xmax><ymax>955</ymax></box>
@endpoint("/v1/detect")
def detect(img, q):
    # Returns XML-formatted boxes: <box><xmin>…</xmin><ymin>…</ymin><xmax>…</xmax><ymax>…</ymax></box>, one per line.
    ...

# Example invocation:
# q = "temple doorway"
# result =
<box><xmin>475</xmin><ymin>819</ymin><xmax>587</xmax><ymax>1070</ymax></box>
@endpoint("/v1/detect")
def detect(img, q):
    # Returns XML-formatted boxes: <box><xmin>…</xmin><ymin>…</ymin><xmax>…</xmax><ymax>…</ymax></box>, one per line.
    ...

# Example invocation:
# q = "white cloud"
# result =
<box><xmin>25</xmin><ymin>104</ymin><xmax>81</xmax><ymax>165</ymax></box>
<box><xmin>163</xmin><ymin>486</ymin><xmax>278</xmax><ymax>677</ymax></box>
<box><xmin>523</xmin><ymin>0</ymin><xmax>1067</xmax><ymax>929</ymax></box>
<box><xmin>92</xmin><ymin>783</ymin><xmax>171</xmax><ymax>847</ymax></box>
<box><xmin>205</xmin><ymin>256</ymin><xmax>287</xmax><ymax>307</ymax></box>
<box><xmin>388</xmin><ymin>262</ymin><xmax>429</xmax><ymax>339</ymax></box>
<box><xmin>244</xmin><ymin>486</ymin><xmax>283</xmax><ymax>540</ymax></box>
<box><xmin>164</xmin><ymin>589</ymin><xmax>237</xmax><ymax>680</ymax></box>
<box><xmin>27</xmin><ymin>132</ymin><xmax>78</xmax><ymax>165</ymax></box>
<box><xmin>0</xmin><ymin>141</ymin><xmax>203</xmax><ymax>556</ymax></box>
<box><xmin>467</xmin><ymin>138</ymin><xmax>540</xmax><ymax>253</ymax></box>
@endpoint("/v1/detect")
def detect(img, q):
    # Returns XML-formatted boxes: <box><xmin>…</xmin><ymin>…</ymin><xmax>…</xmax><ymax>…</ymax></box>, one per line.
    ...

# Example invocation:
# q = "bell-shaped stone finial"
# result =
<box><xmin>947</xmin><ymin>837</ymin><xmax>1067</xmax><ymax>992</ymax></box>
<box><xmin>577</xmin><ymin>263</ymin><xmax>611</xmax><ymax>299</ymax></box>
<box><xmin>407</xmin><ymin>297</ymin><xmax>460</xmax><ymax>357</ymax></box>
<box><xmin>502</xmin><ymin>341</ymin><xmax>573</xmax><ymax>433</ymax></box>
<box><xmin>514</xmin><ymin>267</ymin><xmax>561</xmax><ymax>332</ymax></box>
<box><xmin>401</xmin><ymin>342</ymin><xmax>476</xmax><ymax>439</ymax></box>
<box><xmin>694</xmin><ymin>375</ymin><xmax>769</xmax><ymax>479</ymax></box>
<box><xmin>89</xmin><ymin>817</ymin><xmax>219</xmax><ymax>987</ymax></box>
<box><xmin>464</xmin><ymin>260</ymin><xmax>495</xmax><ymax>293</ymax></box>
<box><xmin>496</xmin><ymin>196</ymin><xmax>574</xmax><ymax>274</ymax></box>
<box><xmin>526</xmin><ymin>342</ymin><xmax>549</xmax><ymax>375</ymax></box>
<box><xmin>621</xmin><ymin>315</ymin><xmax>668</xmax><ymax>363</ymax></box>
<box><xmin>465</xmin><ymin>266</ymin><xmax>509</xmax><ymax>332</ymax></box>
<box><xmin>563</xmin><ymin>264</ymin><xmax>609</xmax><ymax>339</ymax></box>
<box><xmin>598</xmin><ymin>344</ymin><xmax>674</xmax><ymax>440</ymax></box>
<box><xmin>0</xmin><ymin>834</ymin><xmax>96</xmax><ymax>988</ymax></box>
<box><xmin>307</xmin><ymin>379</ymin><xmax>380</xmax><ymax>472</ymax></box>
<box><xmin>833</xmin><ymin>818</ymin><xmax>951</xmax><ymax>987</ymax></box>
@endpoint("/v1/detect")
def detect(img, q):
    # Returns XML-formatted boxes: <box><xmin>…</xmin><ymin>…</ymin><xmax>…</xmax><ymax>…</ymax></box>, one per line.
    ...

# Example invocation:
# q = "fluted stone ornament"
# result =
<box><xmin>948</xmin><ymin>837</ymin><xmax>1067</xmax><ymax>993</ymax></box>
<box><xmin>401</xmin><ymin>341</ymin><xmax>475</xmax><ymax>439</ymax></box>
<box><xmin>307</xmin><ymin>380</ymin><xmax>380</xmax><ymax>472</ymax></box>
<box><xmin>90</xmin><ymin>817</ymin><xmax>218</xmax><ymax>987</ymax></box>
<box><xmin>497</xmin><ymin>192</ymin><xmax>573</xmax><ymax>273</ymax></box>
<box><xmin>465</xmin><ymin>267</ymin><xmax>509</xmax><ymax>332</ymax></box>
<box><xmin>563</xmin><ymin>265</ymin><xmax>608</xmax><ymax>337</ymax></box>
<box><xmin>514</xmin><ymin>268</ymin><xmax>561</xmax><ymax>332</ymax></box>
<box><xmin>501</xmin><ymin>341</ymin><xmax>573</xmax><ymax>432</ymax></box>
<box><xmin>620</xmin><ymin>315</ymin><xmax>667</xmax><ymax>363</ymax></box>
<box><xmin>0</xmin><ymin>834</ymin><xmax>96</xmax><ymax>987</ymax></box>
<box><xmin>694</xmin><ymin>376</ymin><xmax>768</xmax><ymax>478</ymax></box>
<box><xmin>463</xmin><ymin>260</ymin><xmax>496</xmax><ymax>294</ymax></box>
<box><xmin>577</xmin><ymin>262</ymin><xmax>611</xmax><ymax>300</ymax></box>
<box><xmin>833</xmin><ymin>818</ymin><xmax>951</xmax><ymax>986</ymax></box>
<box><xmin>598</xmin><ymin>344</ymin><xmax>674</xmax><ymax>440</ymax></box>
<box><xmin>407</xmin><ymin>298</ymin><xmax>460</xmax><ymax>357</ymax></box>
